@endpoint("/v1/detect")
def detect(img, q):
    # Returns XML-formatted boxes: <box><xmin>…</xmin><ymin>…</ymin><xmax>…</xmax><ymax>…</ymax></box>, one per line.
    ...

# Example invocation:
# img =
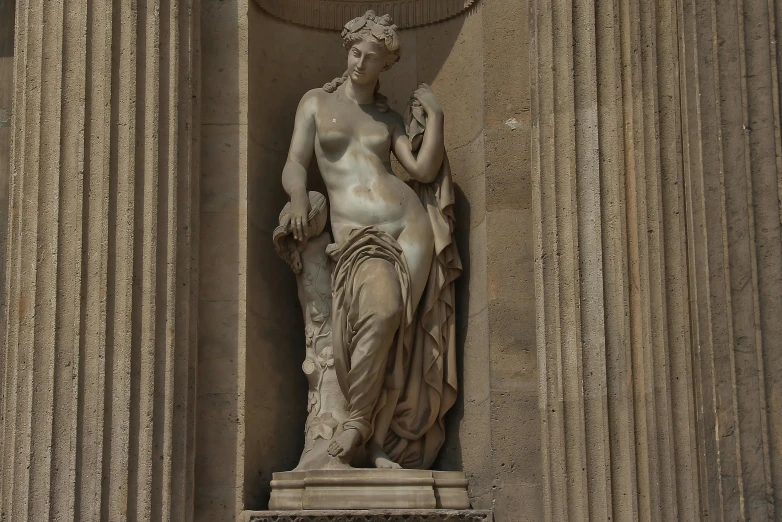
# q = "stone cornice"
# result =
<box><xmin>244</xmin><ymin>510</ymin><xmax>493</xmax><ymax>521</ymax></box>
<box><xmin>253</xmin><ymin>0</ymin><xmax>478</xmax><ymax>30</ymax></box>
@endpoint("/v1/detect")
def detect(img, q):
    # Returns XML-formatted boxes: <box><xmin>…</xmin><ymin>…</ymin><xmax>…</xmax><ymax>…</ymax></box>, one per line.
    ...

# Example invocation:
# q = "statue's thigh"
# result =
<box><xmin>352</xmin><ymin>258</ymin><xmax>403</xmax><ymax>323</ymax></box>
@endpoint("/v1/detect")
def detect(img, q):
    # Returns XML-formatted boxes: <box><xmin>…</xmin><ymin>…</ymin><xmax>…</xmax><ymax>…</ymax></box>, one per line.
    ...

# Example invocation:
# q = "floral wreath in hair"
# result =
<box><xmin>341</xmin><ymin>10</ymin><xmax>401</xmax><ymax>71</ymax></box>
<box><xmin>323</xmin><ymin>11</ymin><xmax>401</xmax><ymax>112</ymax></box>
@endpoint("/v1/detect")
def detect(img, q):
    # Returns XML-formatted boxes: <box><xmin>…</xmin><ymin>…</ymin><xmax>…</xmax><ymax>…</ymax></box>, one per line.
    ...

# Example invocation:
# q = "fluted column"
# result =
<box><xmin>530</xmin><ymin>0</ymin><xmax>701</xmax><ymax>519</ymax></box>
<box><xmin>0</xmin><ymin>0</ymin><xmax>200</xmax><ymax>520</ymax></box>
<box><xmin>0</xmin><ymin>0</ymin><xmax>14</xmax><ymax>414</ymax></box>
<box><xmin>679</xmin><ymin>0</ymin><xmax>782</xmax><ymax>517</ymax></box>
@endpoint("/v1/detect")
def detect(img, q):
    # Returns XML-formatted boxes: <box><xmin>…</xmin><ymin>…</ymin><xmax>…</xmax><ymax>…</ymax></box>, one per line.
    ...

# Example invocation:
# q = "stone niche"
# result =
<box><xmin>216</xmin><ymin>0</ymin><xmax>489</xmax><ymax>518</ymax></box>
<box><xmin>255</xmin><ymin>0</ymin><xmax>477</xmax><ymax>30</ymax></box>
<box><xmin>253</xmin><ymin>0</ymin><xmax>479</xmax><ymax>30</ymax></box>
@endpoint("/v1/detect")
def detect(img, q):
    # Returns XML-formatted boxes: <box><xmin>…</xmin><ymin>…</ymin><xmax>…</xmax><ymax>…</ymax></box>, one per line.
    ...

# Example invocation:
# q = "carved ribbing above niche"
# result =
<box><xmin>254</xmin><ymin>0</ymin><xmax>478</xmax><ymax>29</ymax></box>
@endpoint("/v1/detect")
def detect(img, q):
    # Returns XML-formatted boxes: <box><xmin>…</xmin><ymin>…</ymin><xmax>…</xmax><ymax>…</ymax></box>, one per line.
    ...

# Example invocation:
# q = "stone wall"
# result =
<box><xmin>0</xmin><ymin>0</ymin><xmax>200</xmax><ymax>519</ymax></box>
<box><xmin>527</xmin><ymin>0</ymin><xmax>782</xmax><ymax>519</ymax></box>
<box><xmin>195</xmin><ymin>0</ymin><xmax>248</xmax><ymax>519</ymax></box>
<box><xmin>529</xmin><ymin>0</ymin><xmax>698</xmax><ymax>517</ymax></box>
<box><xmin>0</xmin><ymin>0</ymin><xmax>780</xmax><ymax>521</ymax></box>
<box><xmin>0</xmin><ymin>0</ymin><xmax>14</xmax><ymax>416</ymax></box>
<box><xmin>240</xmin><ymin>4</ymin><xmax>489</xmax><ymax>516</ymax></box>
<box><xmin>679</xmin><ymin>0</ymin><xmax>782</xmax><ymax>515</ymax></box>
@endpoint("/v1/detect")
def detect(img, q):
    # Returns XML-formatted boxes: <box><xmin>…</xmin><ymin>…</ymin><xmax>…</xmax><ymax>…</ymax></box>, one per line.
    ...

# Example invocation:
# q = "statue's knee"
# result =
<box><xmin>372</xmin><ymin>295</ymin><xmax>403</xmax><ymax>326</ymax></box>
<box><xmin>358</xmin><ymin>260</ymin><xmax>403</xmax><ymax>325</ymax></box>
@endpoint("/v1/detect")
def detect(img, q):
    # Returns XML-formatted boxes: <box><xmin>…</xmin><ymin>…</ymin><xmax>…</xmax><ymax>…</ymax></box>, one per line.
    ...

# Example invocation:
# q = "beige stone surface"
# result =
<box><xmin>679</xmin><ymin>0</ymin><xmax>782</xmax><ymax>516</ymax></box>
<box><xmin>478</xmin><ymin>2</ymin><xmax>541</xmax><ymax>520</ymax></box>
<box><xmin>0</xmin><ymin>0</ymin><xmax>200</xmax><ymax>521</ymax></box>
<box><xmin>2</xmin><ymin>0</ymin><xmax>782</xmax><ymax>520</ymax></box>
<box><xmin>528</xmin><ymin>0</ymin><xmax>697</xmax><ymax>518</ymax></box>
<box><xmin>196</xmin><ymin>0</ymin><xmax>253</xmax><ymax>520</ymax></box>
<box><xmin>0</xmin><ymin>0</ymin><xmax>13</xmax><ymax>410</ymax></box>
<box><xmin>244</xmin><ymin>7</ymin><xmax>314</xmax><ymax>515</ymax></box>
<box><xmin>243</xmin><ymin>509</ymin><xmax>493</xmax><ymax>522</ymax></box>
<box><xmin>268</xmin><ymin>469</ymin><xmax>470</xmax><ymax>510</ymax></box>
<box><xmin>253</xmin><ymin>0</ymin><xmax>479</xmax><ymax>30</ymax></box>
<box><xmin>526</xmin><ymin>0</ymin><xmax>782</xmax><ymax>520</ymax></box>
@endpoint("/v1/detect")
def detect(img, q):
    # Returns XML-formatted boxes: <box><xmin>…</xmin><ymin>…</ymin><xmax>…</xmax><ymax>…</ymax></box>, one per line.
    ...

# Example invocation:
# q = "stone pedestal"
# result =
<box><xmin>243</xmin><ymin>509</ymin><xmax>492</xmax><ymax>522</ymax></box>
<box><xmin>269</xmin><ymin>470</ymin><xmax>470</xmax><ymax>511</ymax></box>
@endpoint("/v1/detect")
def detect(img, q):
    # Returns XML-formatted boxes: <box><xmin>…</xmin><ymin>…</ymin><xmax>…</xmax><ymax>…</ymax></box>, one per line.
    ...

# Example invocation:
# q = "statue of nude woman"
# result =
<box><xmin>281</xmin><ymin>11</ymin><xmax>460</xmax><ymax>471</ymax></box>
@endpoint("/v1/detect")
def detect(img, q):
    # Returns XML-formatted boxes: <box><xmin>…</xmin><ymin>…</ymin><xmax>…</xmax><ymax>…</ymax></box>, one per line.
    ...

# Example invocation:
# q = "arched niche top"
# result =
<box><xmin>254</xmin><ymin>0</ymin><xmax>478</xmax><ymax>30</ymax></box>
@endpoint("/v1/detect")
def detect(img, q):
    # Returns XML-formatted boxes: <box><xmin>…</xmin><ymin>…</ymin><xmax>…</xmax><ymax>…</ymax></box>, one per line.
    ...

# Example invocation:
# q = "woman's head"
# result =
<box><xmin>341</xmin><ymin>11</ymin><xmax>401</xmax><ymax>82</ymax></box>
<box><xmin>323</xmin><ymin>11</ymin><xmax>400</xmax><ymax>112</ymax></box>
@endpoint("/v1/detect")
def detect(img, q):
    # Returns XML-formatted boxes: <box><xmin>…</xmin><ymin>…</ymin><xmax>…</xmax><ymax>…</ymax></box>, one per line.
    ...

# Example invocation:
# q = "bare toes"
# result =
<box><xmin>383</xmin><ymin>460</ymin><xmax>401</xmax><ymax>469</ymax></box>
<box><xmin>372</xmin><ymin>455</ymin><xmax>401</xmax><ymax>469</ymax></box>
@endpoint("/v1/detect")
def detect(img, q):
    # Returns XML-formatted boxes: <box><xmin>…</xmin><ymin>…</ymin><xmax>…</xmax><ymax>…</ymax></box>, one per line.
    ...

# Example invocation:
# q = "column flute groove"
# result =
<box><xmin>531</xmin><ymin>0</ymin><xmax>700</xmax><ymax>519</ymax></box>
<box><xmin>0</xmin><ymin>0</ymin><xmax>200</xmax><ymax>520</ymax></box>
<box><xmin>678</xmin><ymin>0</ymin><xmax>782</xmax><ymax>516</ymax></box>
<box><xmin>74</xmin><ymin>0</ymin><xmax>112</xmax><ymax>517</ymax></box>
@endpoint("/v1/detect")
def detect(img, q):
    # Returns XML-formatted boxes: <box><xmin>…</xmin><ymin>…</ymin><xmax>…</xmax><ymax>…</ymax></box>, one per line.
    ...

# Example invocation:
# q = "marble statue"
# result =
<box><xmin>274</xmin><ymin>10</ymin><xmax>461</xmax><ymax>474</ymax></box>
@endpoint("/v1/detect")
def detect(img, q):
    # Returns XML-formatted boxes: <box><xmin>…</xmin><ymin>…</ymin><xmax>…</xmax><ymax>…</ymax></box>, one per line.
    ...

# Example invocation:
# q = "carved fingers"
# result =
<box><xmin>293</xmin><ymin>215</ymin><xmax>307</xmax><ymax>241</ymax></box>
<box><xmin>289</xmin><ymin>193</ymin><xmax>311</xmax><ymax>241</ymax></box>
<box><xmin>413</xmin><ymin>83</ymin><xmax>442</xmax><ymax>116</ymax></box>
<box><xmin>280</xmin><ymin>213</ymin><xmax>292</xmax><ymax>231</ymax></box>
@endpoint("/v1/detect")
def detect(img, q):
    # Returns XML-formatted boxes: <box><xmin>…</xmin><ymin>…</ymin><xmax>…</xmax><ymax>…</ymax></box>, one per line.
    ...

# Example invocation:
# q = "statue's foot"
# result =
<box><xmin>368</xmin><ymin>444</ymin><xmax>402</xmax><ymax>469</ymax></box>
<box><xmin>328</xmin><ymin>428</ymin><xmax>361</xmax><ymax>459</ymax></box>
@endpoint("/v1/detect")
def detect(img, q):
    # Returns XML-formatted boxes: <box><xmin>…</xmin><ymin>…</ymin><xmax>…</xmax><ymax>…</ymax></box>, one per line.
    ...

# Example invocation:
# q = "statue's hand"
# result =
<box><xmin>413</xmin><ymin>83</ymin><xmax>443</xmax><ymax>117</ymax></box>
<box><xmin>289</xmin><ymin>193</ymin><xmax>311</xmax><ymax>241</ymax></box>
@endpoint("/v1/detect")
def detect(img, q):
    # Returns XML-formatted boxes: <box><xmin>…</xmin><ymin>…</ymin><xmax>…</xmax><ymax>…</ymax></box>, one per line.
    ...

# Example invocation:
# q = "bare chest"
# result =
<box><xmin>315</xmin><ymin>103</ymin><xmax>392</xmax><ymax>160</ymax></box>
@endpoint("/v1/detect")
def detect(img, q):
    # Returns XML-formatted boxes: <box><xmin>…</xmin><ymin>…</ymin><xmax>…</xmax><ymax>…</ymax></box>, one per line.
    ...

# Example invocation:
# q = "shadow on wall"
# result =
<box><xmin>195</xmin><ymin>0</ymin><xmax>243</xmax><ymax>520</ymax></box>
<box><xmin>0</xmin><ymin>0</ymin><xmax>15</xmax><ymax>404</ymax></box>
<box><xmin>246</xmin><ymin>3</ymin><xmax>479</xmax><ymax>510</ymax></box>
<box><xmin>433</xmin><ymin>183</ymin><xmax>472</xmax><ymax>472</ymax></box>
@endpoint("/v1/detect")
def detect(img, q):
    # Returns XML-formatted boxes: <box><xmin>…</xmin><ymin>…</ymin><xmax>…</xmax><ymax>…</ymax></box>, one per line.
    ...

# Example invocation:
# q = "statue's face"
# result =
<box><xmin>347</xmin><ymin>38</ymin><xmax>389</xmax><ymax>86</ymax></box>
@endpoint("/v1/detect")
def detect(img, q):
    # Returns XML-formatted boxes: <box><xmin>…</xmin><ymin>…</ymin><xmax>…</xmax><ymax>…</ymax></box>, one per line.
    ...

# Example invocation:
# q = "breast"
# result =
<box><xmin>317</xmin><ymin>113</ymin><xmax>392</xmax><ymax>162</ymax></box>
<box><xmin>317</xmin><ymin>126</ymin><xmax>352</xmax><ymax>160</ymax></box>
<box><xmin>359</xmin><ymin>128</ymin><xmax>392</xmax><ymax>157</ymax></box>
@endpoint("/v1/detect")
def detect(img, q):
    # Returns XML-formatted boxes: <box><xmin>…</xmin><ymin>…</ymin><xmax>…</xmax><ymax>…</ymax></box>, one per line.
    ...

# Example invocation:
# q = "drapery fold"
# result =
<box><xmin>328</xmin><ymin>153</ymin><xmax>462</xmax><ymax>469</ymax></box>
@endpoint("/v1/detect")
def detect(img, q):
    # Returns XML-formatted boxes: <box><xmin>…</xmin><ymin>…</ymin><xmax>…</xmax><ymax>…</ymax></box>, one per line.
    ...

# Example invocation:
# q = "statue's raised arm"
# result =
<box><xmin>391</xmin><ymin>84</ymin><xmax>445</xmax><ymax>183</ymax></box>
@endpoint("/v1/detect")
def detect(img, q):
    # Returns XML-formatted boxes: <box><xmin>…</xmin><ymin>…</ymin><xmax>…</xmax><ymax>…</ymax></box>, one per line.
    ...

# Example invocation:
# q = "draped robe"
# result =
<box><xmin>327</xmin><ymin>145</ymin><xmax>462</xmax><ymax>469</ymax></box>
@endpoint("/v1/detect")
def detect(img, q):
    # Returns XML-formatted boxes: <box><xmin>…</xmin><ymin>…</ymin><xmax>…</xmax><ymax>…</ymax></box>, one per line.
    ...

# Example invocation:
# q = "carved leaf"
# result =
<box><xmin>307</xmin><ymin>412</ymin><xmax>339</xmax><ymax>440</ymax></box>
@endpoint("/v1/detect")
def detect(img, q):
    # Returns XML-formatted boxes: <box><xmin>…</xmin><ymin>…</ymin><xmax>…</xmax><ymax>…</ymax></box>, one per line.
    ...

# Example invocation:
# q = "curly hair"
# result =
<box><xmin>323</xmin><ymin>11</ymin><xmax>401</xmax><ymax>113</ymax></box>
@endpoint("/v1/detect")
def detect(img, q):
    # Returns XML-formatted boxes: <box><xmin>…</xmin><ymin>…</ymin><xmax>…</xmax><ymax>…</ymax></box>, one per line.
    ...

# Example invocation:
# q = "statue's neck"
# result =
<box><xmin>342</xmin><ymin>79</ymin><xmax>375</xmax><ymax>105</ymax></box>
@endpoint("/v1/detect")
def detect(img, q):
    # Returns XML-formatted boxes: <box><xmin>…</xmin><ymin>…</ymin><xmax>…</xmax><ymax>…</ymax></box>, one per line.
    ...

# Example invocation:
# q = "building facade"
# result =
<box><xmin>0</xmin><ymin>0</ymin><xmax>780</xmax><ymax>520</ymax></box>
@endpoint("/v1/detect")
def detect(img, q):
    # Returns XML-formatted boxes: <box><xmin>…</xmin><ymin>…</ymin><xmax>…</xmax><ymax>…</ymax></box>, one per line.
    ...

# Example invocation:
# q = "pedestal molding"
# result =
<box><xmin>269</xmin><ymin>470</ymin><xmax>471</xmax><ymax>511</ymax></box>
<box><xmin>243</xmin><ymin>509</ymin><xmax>493</xmax><ymax>522</ymax></box>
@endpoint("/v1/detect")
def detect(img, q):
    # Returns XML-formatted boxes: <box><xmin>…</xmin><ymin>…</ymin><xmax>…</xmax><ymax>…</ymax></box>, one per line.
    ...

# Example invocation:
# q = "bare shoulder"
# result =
<box><xmin>296</xmin><ymin>88</ymin><xmax>326</xmax><ymax>115</ymax></box>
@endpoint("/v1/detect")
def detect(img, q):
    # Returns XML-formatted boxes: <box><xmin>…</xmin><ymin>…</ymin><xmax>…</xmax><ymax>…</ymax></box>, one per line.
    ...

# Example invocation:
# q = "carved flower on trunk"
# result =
<box><xmin>316</xmin><ymin>345</ymin><xmax>334</xmax><ymax>369</ymax></box>
<box><xmin>306</xmin><ymin>389</ymin><xmax>318</xmax><ymax>413</ymax></box>
<box><xmin>307</xmin><ymin>412</ymin><xmax>339</xmax><ymax>441</ymax></box>
<box><xmin>305</xmin><ymin>324</ymin><xmax>315</xmax><ymax>347</ymax></box>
